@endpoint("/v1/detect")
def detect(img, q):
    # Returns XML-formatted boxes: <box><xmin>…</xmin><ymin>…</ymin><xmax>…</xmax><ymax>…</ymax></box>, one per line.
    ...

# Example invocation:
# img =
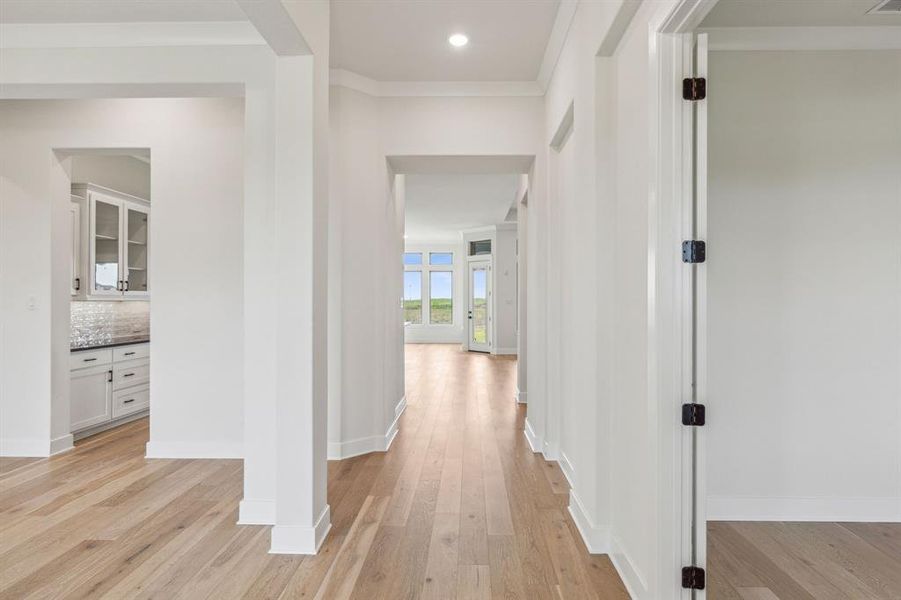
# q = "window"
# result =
<box><xmin>429</xmin><ymin>271</ymin><xmax>453</xmax><ymax>325</ymax></box>
<box><xmin>403</xmin><ymin>271</ymin><xmax>422</xmax><ymax>324</ymax></box>
<box><xmin>403</xmin><ymin>252</ymin><xmax>423</xmax><ymax>266</ymax></box>
<box><xmin>429</xmin><ymin>252</ymin><xmax>453</xmax><ymax>266</ymax></box>
<box><xmin>469</xmin><ymin>240</ymin><xmax>491</xmax><ymax>256</ymax></box>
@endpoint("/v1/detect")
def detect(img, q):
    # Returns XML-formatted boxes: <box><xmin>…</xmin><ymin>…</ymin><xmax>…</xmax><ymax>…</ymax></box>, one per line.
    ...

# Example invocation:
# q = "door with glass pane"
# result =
<box><xmin>89</xmin><ymin>192</ymin><xmax>122</xmax><ymax>296</ymax></box>
<box><xmin>468</xmin><ymin>260</ymin><xmax>491</xmax><ymax>352</ymax></box>
<box><xmin>124</xmin><ymin>203</ymin><xmax>150</xmax><ymax>296</ymax></box>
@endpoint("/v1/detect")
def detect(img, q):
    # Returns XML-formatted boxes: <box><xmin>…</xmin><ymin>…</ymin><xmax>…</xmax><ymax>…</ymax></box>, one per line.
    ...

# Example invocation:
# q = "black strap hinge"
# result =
<box><xmin>682</xmin><ymin>240</ymin><xmax>706</xmax><ymax>264</ymax></box>
<box><xmin>681</xmin><ymin>403</ymin><xmax>706</xmax><ymax>427</ymax></box>
<box><xmin>682</xmin><ymin>566</ymin><xmax>706</xmax><ymax>589</ymax></box>
<box><xmin>682</xmin><ymin>77</ymin><xmax>706</xmax><ymax>101</ymax></box>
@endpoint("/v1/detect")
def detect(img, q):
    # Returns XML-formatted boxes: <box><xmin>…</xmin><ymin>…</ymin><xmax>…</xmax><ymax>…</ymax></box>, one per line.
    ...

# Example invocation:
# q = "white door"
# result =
<box><xmin>123</xmin><ymin>202</ymin><xmax>150</xmax><ymax>297</ymax></box>
<box><xmin>468</xmin><ymin>260</ymin><xmax>491</xmax><ymax>352</ymax></box>
<box><xmin>70</xmin><ymin>364</ymin><xmax>112</xmax><ymax>432</ymax></box>
<box><xmin>89</xmin><ymin>191</ymin><xmax>124</xmax><ymax>296</ymax></box>
<box><xmin>683</xmin><ymin>32</ymin><xmax>709</xmax><ymax>595</ymax></box>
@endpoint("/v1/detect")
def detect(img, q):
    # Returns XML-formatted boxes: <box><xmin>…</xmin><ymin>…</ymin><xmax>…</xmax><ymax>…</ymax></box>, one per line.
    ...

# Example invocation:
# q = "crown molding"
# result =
<box><xmin>329</xmin><ymin>68</ymin><xmax>543</xmax><ymax>97</ymax></box>
<box><xmin>0</xmin><ymin>21</ymin><xmax>265</xmax><ymax>49</ymax></box>
<box><xmin>702</xmin><ymin>26</ymin><xmax>901</xmax><ymax>51</ymax></box>
<box><xmin>537</xmin><ymin>0</ymin><xmax>578</xmax><ymax>90</ymax></box>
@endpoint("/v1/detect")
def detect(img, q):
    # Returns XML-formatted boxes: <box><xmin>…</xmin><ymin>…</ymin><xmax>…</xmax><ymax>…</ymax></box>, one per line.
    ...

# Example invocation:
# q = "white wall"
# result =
<box><xmin>403</xmin><ymin>241</ymin><xmax>465</xmax><ymax>344</ymax></box>
<box><xmin>707</xmin><ymin>49</ymin><xmax>901</xmax><ymax>522</ymax></box>
<box><xmin>70</xmin><ymin>154</ymin><xmax>150</xmax><ymax>200</ymax></box>
<box><xmin>328</xmin><ymin>84</ymin><xmax>399</xmax><ymax>459</ymax></box>
<box><xmin>329</xmin><ymin>85</ymin><xmax>545</xmax><ymax>462</ymax></box>
<box><xmin>493</xmin><ymin>224</ymin><xmax>518</xmax><ymax>354</ymax></box>
<box><xmin>0</xmin><ymin>98</ymin><xmax>245</xmax><ymax>458</ymax></box>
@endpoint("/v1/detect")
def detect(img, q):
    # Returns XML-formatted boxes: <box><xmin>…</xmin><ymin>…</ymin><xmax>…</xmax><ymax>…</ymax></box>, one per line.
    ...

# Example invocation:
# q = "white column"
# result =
<box><xmin>270</xmin><ymin>54</ymin><xmax>330</xmax><ymax>554</ymax></box>
<box><xmin>239</xmin><ymin>70</ymin><xmax>279</xmax><ymax>525</ymax></box>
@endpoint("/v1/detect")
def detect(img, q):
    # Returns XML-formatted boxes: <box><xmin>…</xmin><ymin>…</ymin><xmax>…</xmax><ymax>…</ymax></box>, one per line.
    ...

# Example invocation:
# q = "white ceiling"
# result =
<box><xmin>330</xmin><ymin>0</ymin><xmax>560</xmax><ymax>81</ymax></box>
<box><xmin>404</xmin><ymin>174</ymin><xmax>519</xmax><ymax>242</ymax></box>
<box><xmin>702</xmin><ymin>0</ymin><xmax>901</xmax><ymax>27</ymax></box>
<box><xmin>0</xmin><ymin>1</ymin><xmax>247</xmax><ymax>23</ymax></box>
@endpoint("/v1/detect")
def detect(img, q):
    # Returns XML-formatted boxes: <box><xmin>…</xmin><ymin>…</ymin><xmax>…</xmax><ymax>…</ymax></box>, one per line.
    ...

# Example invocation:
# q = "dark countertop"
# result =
<box><xmin>70</xmin><ymin>337</ymin><xmax>150</xmax><ymax>352</ymax></box>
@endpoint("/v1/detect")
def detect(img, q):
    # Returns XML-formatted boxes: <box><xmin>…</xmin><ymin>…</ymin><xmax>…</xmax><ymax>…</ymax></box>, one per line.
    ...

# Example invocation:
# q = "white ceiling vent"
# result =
<box><xmin>869</xmin><ymin>0</ymin><xmax>901</xmax><ymax>14</ymax></box>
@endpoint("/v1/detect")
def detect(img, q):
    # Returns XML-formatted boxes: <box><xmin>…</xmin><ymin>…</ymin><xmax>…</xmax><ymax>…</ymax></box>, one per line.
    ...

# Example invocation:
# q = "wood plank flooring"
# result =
<box><xmin>0</xmin><ymin>344</ymin><xmax>629</xmax><ymax>599</ymax></box>
<box><xmin>708</xmin><ymin>521</ymin><xmax>901</xmax><ymax>599</ymax></box>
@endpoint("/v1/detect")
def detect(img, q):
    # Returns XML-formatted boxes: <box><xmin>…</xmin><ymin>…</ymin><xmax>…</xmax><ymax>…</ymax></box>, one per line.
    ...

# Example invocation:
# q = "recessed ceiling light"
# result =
<box><xmin>448</xmin><ymin>33</ymin><xmax>469</xmax><ymax>48</ymax></box>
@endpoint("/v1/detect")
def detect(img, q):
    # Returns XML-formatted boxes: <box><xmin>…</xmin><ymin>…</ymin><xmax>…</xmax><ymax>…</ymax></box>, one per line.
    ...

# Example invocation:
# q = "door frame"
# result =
<box><xmin>467</xmin><ymin>257</ymin><xmax>492</xmax><ymax>353</ymax></box>
<box><xmin>650</xmin><ymin>0</ymin><xmax>717</xmax><ymax>597</ymax></box>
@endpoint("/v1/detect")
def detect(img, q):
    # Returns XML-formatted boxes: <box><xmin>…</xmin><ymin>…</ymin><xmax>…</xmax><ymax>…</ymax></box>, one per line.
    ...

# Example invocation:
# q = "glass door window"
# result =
<box><xmin>403</xmin><ymin>271</ymin><xmax>422</xmax><ymax>325</ymax></box>
<box><xmin>125</xmin><ymin>205</ymin><xmax>149</xmax><ymax>294</ymax></box>
<box><xmin>468</xmin><ymin>261</ymin><xmax>490</xmax><ymax>352</ymax></box>
<box><xmin>93</xmin><ymin>197</ymin><xmax>121</xmax><ymax>293</ymax></box>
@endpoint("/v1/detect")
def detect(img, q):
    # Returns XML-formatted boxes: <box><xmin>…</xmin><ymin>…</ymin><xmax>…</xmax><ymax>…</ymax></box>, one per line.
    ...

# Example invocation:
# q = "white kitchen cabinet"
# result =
<box><xmin>70</xmin><ymin>363</ymin><xmax>112</xmax><ymax>432</ymax></box>
<box><xmin>72</xmin><ymin>183</ymin><xmax>150</xmax><ymax>299</ymax></box>
<box><xmin>70</xmin><ymin>199</ymin><xmax>82</xmax><ymax>296</ymax></box>
<box><xmin>70</xmin><ymin>342</ymin><xmax>149</xmax><ymax>436</ymax></box>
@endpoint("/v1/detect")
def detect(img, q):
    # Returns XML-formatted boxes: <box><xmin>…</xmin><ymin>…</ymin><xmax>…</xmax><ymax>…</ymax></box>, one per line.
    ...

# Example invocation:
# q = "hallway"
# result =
<box><xmin>0</xmin><ymin>344</ymin><xmax>628</xmax><ymax>599</ymax></box>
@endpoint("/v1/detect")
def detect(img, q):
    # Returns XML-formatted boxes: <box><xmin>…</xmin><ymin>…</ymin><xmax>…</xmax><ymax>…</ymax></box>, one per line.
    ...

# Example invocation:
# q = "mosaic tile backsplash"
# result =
<box><xmin>70</xmin><ymin>301</ymin><xmax>150</xmax><ymax>349</ymax></box>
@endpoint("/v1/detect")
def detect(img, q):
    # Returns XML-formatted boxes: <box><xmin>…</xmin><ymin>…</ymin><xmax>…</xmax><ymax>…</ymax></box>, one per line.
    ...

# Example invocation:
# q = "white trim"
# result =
<box><xmin>49</xmin><ymin>434</ymin><xmax>74</xmax><ymax>456</ymax></box>
<box><xmin>702</xmin><ymin>26</ymin><xmax>901</xmax><ymax>52</ymax></box>
<box><xmin>708</xmin><ymin>496</ymin><xmax>901</xmax><ymax>523</ymax></box>
<box><xmin>541</xmin><ymin>439</ymin><xmax>559</xmax><ymax>461</ymax></box>
<box><xmin>0</xmin><ymin>438</ymin><xmax>50</xmax><ymax>457</ymax></box>
<box><xmin>145</xmin><ymin>441</ymin><xmax>243</xmax><ymax>459</ymax></box>
<box><xmin>558</xmin><ymin>450</ymin><xmax>576</xmax><ymax>488</ymax></box>
<box><xmin>523</xmin><ymin>417</ymin><xmax>542</xmax><ymax>453</ymax></box>
<box><xmin>493</xmin><ymin>347</ymin><xmax>518</xmax><ymax>356</ymax></box>
<box><xmin>270</xmin><ymin>505</ymin><xmax>332</xmax><ymax>555</ymax></box>
<box><xmin>238</xmin><ymin>498</ymin><xmax>277</xmax><ymax>525</ymax></box>
<box><xmin>568</xmin><ymin>490</ymin><xmax>610</xmax><ymax>553</ymax></box>
<box><xmin>537</xmin><ymin>0</ymin><xmax>579</xmax><ymax>90</ymax></box>
<box><xmin>329</xmin><ymin>68</ymin><xmax>544</xmax><ymax>97</ymax></box>
<box><xmin>610</xmin><ymin>534</ymin><xmax>648</xmax><ymax>600</ymax></box>
<box><xmin>0</xmin><ymin>21</ymin><xmax>266</xmax><ymax>49</ymax></box>
<box><xmin>327</xmin><ymin>395</ymin><xmax>406</xmax><ymax>460</ymax></box>
<box><xmin>515</xmin><ymin>389</ymin><xmax>527</xmax><ymax>404</ymax></box>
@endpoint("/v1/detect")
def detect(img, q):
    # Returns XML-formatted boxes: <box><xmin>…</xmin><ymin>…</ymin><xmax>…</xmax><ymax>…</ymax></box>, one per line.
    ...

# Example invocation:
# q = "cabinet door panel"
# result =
<box><xmin>70</xmin><ymin>364</ymin><xmax>112</xmax><ymax>432</ymax></box>
<box><xmin>90</xmin><ymin>193</ymin><xmax>123</xmax><ymax>295</ymax></box>
<box><xmin>70</xmin><ymin>202</ymin><xmax>81</xmax><ymax>296</ymax></box>
<box><xmin>124</xmin><ymin>203</ymin><xmax>149</xmax><ymax>296</ymax></box>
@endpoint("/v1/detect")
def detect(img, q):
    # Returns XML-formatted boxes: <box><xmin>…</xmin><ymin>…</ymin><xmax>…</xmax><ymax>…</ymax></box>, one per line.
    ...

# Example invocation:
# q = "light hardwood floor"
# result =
<box><xmin>0</xmin><ymin>344</ymin><xmax>629</xmax><ymax>599</ymax></box>
<box><xmin>708</xmin><ymin>521</ymin><xmax>901</xmax><ymax>599</ymax></box>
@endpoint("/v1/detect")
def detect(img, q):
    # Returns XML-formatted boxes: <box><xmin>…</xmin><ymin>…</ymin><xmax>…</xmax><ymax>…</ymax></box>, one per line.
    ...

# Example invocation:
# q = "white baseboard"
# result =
<box><xmin>328</xmin><ymin>434</ymin><xmax>387</xmax><ymax>460</ymax></box>
<box><xmin>609</xmin><ymin>534</ymin><xmax>647</xmax><ymax>600</ymax></box>
<box><xmin>327</xmin><ymin>395</ymin><xmax>407</xmax><ymax>460</ymax></box>
<box><xmin>708</xmin><ymin>495</ymin><xmax>901</xmax><ymax>523</ymax></box>
<box><xmin>523</xmin><ymin>417</ymin><xmax>542</xmax><ymax>453</ymax></box>
<box><xmin>542</xmin><ymin>439</ymin><xmax>559</xmax><ymax>462</ymax></box>
<box><xmin>0</xmin><ymin>438</ymin><xmax>50</xmax><ymax>457</ymax></box>
<box><xmin>493</xmin><ymin>347</ymin><xmax>518</xmax><ymax>356</ymax></box>
<box><xmin>515</xmin><ymin>390</ymin><xmax>527</xmax><ymax>404</ymax></box>
<box><xmin>270</xmin><ymin>504</ymin><xmax>331</xmax><ymax>555</ymax></box>
<box><xmin>568</xmin><ymin>490</ymin><xmax>609</xmax><ymax>554</ymax></box>
<box><xmin>238</xmin><ymin>498</ymin><xmax>276</xmax><ymax>525</ymax></box>
<box><xmin>145</xmin><ymin>440</ymin><xmax>243</xmax><ymax>459</ymax></box>
<box><xmin>559</xmin><ymin>450</ymin><xmax>575</xmax><ymax>488</ymax></box>
<box><xmin>49</xmin><ymin>434</ymin><xmax>74</xmax><ymax>456</ymax></box>
<box><xmin>0</xmin><ymin>434</ymin><xmax>74</xmax><ymax>457</ymax></box>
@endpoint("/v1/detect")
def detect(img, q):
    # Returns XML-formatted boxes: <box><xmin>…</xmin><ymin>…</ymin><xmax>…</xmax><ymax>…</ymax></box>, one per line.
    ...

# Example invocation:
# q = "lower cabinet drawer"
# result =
<box><xmin>70</xmin><ymin>348</ymin><xmax>113</xmax><ymax>370</ymax></box>
<box><xmin>112</xmin><ymin>385</ymin><xmax>149</xmax><ymax>419</ymax></box>
<box><xmin>113</xmin><ymin>359</ymin><xmax>149</xmax><ymax>390</ymax></box>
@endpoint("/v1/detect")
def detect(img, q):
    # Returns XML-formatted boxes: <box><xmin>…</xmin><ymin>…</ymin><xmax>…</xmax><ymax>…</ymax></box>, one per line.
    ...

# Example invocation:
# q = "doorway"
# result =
<box><xmin>467</xmin><ymin>258</ymin><xmax>491</xmax><ymax>352</ymax></box>
<box><xmin>658</xmin><ymin>2</ymin><xmax>901</xmax><ymax>597</ymax></box>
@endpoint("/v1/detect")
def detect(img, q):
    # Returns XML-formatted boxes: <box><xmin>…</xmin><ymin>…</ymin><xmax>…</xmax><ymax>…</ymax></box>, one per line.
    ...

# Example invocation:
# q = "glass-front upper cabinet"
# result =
<box><xmin>75</xmin><ymin>184</ymin><xmax>150</xmax><ymax>299</ymax></box>
<box><xmin>92</xmin><ymin>193</ymin><xmax>122</xmax><ymax>295</ymax></box>
<box><xmin>124</xmin><ymin>205</ymin><xmax>150</xmax><ymax>296</ymax></box>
